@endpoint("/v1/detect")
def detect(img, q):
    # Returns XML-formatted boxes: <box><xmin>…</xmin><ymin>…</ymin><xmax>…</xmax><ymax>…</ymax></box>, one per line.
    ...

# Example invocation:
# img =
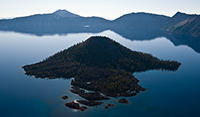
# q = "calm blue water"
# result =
<box><xmin>0</xmin><ymin>30</ymin><xmax>200</xmax><ymax>117</ymax></box>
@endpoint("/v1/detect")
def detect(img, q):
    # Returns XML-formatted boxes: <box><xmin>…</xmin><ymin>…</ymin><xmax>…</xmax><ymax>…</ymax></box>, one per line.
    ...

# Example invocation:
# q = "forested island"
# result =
<box><xmin>22</xmin><ymin>36</ymin><xmax>181</xmax><ymax>111</ymax></box>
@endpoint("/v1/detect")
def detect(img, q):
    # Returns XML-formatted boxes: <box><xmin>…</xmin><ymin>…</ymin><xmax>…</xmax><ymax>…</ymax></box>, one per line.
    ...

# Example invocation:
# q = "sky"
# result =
<box><xmin>0</xmin><ymin>0</ymin><xmax>200</xmax><ymax>20</ymax></box>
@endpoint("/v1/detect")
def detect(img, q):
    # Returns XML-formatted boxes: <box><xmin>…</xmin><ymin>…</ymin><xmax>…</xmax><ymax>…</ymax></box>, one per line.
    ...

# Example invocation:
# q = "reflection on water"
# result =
<box><xmin>1</xmin><ymin>25</ymin><xmax>200</xmax><ymax>54</ymax></box>
<box><xmin>0</xmin><ymin>30</ymin><xmax>200</xmax><ymax>116</ymax></box>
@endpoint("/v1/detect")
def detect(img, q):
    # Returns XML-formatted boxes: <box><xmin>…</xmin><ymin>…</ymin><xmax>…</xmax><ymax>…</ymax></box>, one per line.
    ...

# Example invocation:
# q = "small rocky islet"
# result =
<box><xmin>23</xmin><ymin>36</ymin><xmax>181</xmax><ymax>111</ymax></box>
<box><xmin>118</xmin><ymin>98</ymin><xmax>129</xmax><ymax>104</ymax></box>
<box><xmin>104</xmin><ymin>103</ymin><xmax>115</xmax><ymax>109</ymax></box>
<box><xmin>65</xmin><ymin>101</ymin><xmax>87</xmax><ymax>111</ymax></box>
<box><xmin>61</xmin><ymin>95</ymin><xmax>69</xmax><ymax>100</ymax></box>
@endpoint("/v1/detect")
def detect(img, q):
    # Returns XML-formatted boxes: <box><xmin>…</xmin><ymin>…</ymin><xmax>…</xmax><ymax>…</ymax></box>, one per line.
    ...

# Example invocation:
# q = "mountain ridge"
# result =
<box><xmin>0</xmin><ymin>10</ymin><xmax>199</xmax><ymax>37</ymax></box>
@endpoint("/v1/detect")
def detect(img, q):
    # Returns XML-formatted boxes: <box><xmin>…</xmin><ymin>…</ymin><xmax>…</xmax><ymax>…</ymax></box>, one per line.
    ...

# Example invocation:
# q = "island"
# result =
<box><xmin>22</xmin><ymin>36</ymin><xmax>181</xmax><ymax>111</ymax></box>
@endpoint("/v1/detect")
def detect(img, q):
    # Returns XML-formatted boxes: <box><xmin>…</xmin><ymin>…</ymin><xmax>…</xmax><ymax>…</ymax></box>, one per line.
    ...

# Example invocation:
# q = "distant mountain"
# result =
<box><xmin>112</xmin><ymin>12</ymin><xmax>170</xmax><ymax>29</ymax></box>
<box><xmin>0</xmin><ymin>10</ymin><xmax>199</xmax><ymax>37</ymax></box>
<box><xmin>164</xmin><ymin>12</ymin><xmax>196</xmax><ymax>30</ymax></box>
<box><xmin>0</xmin><ymin>10</ymin><xmax>110</xmax><ymax>35</ymax></box>
<box><xmin>164</xmin><ymin>12</ymin><xmax>200</xmax><ymax>37</ymax></box>
<box><xmin>170</xmin><ymin>15</ymin><xmax>200</xmax><ymax>37</ymax></box>
<box><xmin>53</xmin><ymin>9</ymin><xmax>81</xmax><ymax>18</ymax></box>
<box><xmin>109</xmin><ymin>12</ymin><xmax>170</xmax><ymax>40</ymax></box>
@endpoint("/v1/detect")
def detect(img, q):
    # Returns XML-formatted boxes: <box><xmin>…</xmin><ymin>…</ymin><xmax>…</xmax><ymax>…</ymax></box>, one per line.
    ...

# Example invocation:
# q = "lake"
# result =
<box><xmin>0</xmin><ymin>30</ymin><xmax>200</xmax><ymax>117</ymax></box>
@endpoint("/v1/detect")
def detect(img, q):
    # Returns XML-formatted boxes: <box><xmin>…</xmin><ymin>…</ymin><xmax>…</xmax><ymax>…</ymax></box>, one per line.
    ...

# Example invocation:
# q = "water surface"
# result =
<box><xmin>0</xmin><ymin>30</ymin><xmax>200</xmax><ymax>117</ymax></box>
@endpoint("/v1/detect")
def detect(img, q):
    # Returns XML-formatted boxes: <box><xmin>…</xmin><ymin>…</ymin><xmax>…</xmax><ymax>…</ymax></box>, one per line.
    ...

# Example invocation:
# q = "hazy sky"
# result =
<box><xmin>0</xmin><ymin>0</ymin><xmax>200</xmax><ymax>19</ymax></box>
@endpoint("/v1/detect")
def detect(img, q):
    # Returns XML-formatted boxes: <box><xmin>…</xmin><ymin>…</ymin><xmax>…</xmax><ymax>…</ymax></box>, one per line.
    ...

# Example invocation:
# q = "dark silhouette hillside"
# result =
<box><xmin>23</xmin><ymin>36</ymin><xmax>180</xmax><ymax>78</ymax></box>
<box><xmin>22</xmin><ymin>36</ymin><xmax>181</xmax><ymax>97</ymax></box>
